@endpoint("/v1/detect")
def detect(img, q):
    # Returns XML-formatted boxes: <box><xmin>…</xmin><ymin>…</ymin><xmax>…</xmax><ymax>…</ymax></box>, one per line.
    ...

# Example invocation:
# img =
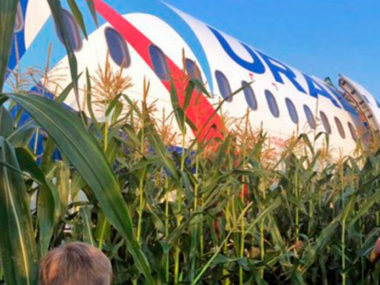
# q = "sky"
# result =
<box><xmin>164</xmin><ymin>0</ymin><xmax>380</xmax><ymax>100</ymax></box>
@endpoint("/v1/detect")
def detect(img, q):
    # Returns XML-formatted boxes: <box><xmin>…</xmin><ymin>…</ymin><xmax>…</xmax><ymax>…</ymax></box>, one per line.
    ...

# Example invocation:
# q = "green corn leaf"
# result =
<box><xmin>57</xmin><ymin>72</ymin><xmax>82</xmax><ymax>103</ymax></box>
<box><xmin>56</xmin><ymin>160</ymin><xmax>71</xmax><ymax>216</ymax></box>
<box><xmin>0</xmin><ymin>137</ymin><xmax>38</xmax><ymax>285</ymax></box>
<box><xmin>193</xmin><ymin>79</ymin><xmax>211</xmax><ymax>98</ymax></box>
<box><xmin>0</xmin><ymin>94</ymin><xmax>7</xmax><ymax>105</ymax></box>
<box><xmin>86</xmin><ymin>68</ymin><xmax>101</xmax><ymax>131</ymax></box>
<box><xmin>67</xmin><ymin>0</ymin><xmax>88</xmax><ymax>39</ymax></box>
<box><xmin>47</xmin><ymin>0</ymin><xmax>81</xmax><ymax>117</ymax></box>
<box><xmin>192</xmin><ymin>198</ymin><xmax>281</xmax><ymax>285</ymax></box>
<box><xmin>37</xmin><ymin>181</ymin><xmax>57</xmax><ymax>258</ymax></box>
<box><xmin>15</xmin><ymin>147</ymin><xmax>57</xmax><ymax>258</ymax></box>
<box><xmin>81</xmin><ymin>206</ymin><xmax>96</xmax><ymax>246</ymax></box>
<box><xmin>0</xmin><ymin>0</ymin><xmax>18</xmax><ymax>91</ymax></box>
<box><xmin>355</xmin><ymin>228</ymin><xmax>380</xmax><ymax>261</ymax></box>
<box><xmin>15</xmin><ymin>147</ymin><xmax>46</xmax><ymax>185</ymax></box>
<box><xmin>348</xmin><ymin>183</ymin><xmax>380</xmax><ymax>228</ymax></box>
<box><xmin>169</xmin><ymin>80</ymin><xmax>186</xmax><ymax>133</ymax></box>
<box><xmin>146</xmin><ymin>125</ymin><xmax>180</xmax><ymax>181</ymax></box>
<box><xmin>7</xmin><ymin>120</ymin><xmax>35</xmax><ymax>148</ymax></box>
<box><xmin>183</xmin><ymin>80</ymin><xmax>195</xmax><ymax>111</ymax></box>
<box><xmin>86</xmin><ymin>0</ymin><xmax>98</xmax><ymax>26</ymax></box>
<box><xmin>5</xmin><ymin>93</ymin><xmax>154</xmax><ymax>284</ymax></box>
<box><xmin>106</xmin><ymin>93</ymin><xmax>123</xmax><ymax>117</ymax></box>
<box><xmin>0</xmin><ymin>106</ymin><xmax>13</xmax><ymax>137</ymax></box>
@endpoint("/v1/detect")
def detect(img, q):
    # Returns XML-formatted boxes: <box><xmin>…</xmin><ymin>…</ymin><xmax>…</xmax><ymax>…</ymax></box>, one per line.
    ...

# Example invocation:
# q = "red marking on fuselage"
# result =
<box><xmin>92</xmin><ymin>0</ymin><xmax>226</xmax><ymax>142</ymax></box>
<box><xmin>272</xmin><ymin>82</ymin><xmax>278</xmax><ymax>91</ymax></box>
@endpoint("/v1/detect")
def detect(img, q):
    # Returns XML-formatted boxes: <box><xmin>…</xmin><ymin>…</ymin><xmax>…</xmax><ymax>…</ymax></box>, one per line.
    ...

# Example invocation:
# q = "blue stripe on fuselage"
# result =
<box><xmin>7</xmin><ymin>0</ymin><xmax>28</xmax><ymax>79</ymax></box>
<box><xmin>209</xmin><ymin>26</ymin><xmax>359</xmax><ymax>115</ymax></box>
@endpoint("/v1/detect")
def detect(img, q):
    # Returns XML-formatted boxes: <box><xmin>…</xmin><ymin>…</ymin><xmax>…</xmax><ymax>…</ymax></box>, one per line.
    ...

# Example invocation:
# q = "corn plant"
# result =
<box><xmin>1</xmin><ymin>1</ymin><xmax>380</xmax><ymax>285</ymax></box>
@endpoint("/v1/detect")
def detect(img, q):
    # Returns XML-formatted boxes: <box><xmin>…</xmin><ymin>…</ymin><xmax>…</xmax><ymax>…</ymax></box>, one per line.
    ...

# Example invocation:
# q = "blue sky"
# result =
<box><xmin>165</xmin><ymin>0</ymin><xmax>380</xmax><ymax>100</ymax></box>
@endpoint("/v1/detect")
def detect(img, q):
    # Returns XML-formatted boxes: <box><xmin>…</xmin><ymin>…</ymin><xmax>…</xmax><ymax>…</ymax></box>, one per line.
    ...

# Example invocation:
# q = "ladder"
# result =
<box><xmin>338</xmin><ymin>75</ymin><xmax>380</xmax><ymax>135</ymax></box>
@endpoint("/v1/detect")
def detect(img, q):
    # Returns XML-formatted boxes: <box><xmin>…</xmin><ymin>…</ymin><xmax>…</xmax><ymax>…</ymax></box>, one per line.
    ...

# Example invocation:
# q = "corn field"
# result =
<box><xmin>1</xmin><ymin>1</ymin><xmax>380</xmax><ymax>284</ymax></box>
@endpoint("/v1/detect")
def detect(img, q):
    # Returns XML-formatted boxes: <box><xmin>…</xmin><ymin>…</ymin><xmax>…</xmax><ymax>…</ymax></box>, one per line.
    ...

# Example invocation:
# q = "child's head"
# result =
<box><xmin>39</xmin><ymin>242</ymin><xmax>112</xmax><ymax>285</ymax></box>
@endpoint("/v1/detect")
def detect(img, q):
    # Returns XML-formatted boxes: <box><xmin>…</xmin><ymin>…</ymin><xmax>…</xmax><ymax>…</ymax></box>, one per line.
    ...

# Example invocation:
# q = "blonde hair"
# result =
<box><xmin>39</xmin><ymin>242</ymin><xmax>112</xmax><ymax>285</ymax></box>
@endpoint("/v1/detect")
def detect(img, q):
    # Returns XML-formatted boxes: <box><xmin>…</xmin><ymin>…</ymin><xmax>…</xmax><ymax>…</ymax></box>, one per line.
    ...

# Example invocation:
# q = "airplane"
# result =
<box><xmin>5</xmin><ymin>0</ymin><xmax>380</xmax><ymax>159</ymax></box>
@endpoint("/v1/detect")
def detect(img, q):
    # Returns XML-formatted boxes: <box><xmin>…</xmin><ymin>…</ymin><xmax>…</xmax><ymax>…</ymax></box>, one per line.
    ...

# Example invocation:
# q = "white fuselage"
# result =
<box><xmin>9</xmin><ymin>0</ymin><xmax>380</xmax><ymax>158</ymax></box>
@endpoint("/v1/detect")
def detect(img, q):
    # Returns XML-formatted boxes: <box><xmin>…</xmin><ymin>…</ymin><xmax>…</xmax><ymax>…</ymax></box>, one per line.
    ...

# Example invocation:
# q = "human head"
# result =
<box><xmin>39</xmin><ymin>242</ymin><xmax>112</xmax><ymax>285</ymax></box>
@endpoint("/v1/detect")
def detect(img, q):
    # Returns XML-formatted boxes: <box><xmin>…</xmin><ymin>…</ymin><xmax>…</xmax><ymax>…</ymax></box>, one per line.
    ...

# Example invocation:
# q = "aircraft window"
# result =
<box><xmin>303</xmin><ymin>105</ymin><xmax>316</xmax><ymax>129</ymax></box>
<box><xmin>265</xmin><ymin>90</ymin><xmax>279</xmax><ymax>118</ymax></box>
<box><xmin>319</xmin><ymin>111</ymin><xmax>331</xmax><ymax>134</ymax></box>
<box><xmin>149</xmin><ymin>45</ymin><xmax>170</xmax><ymax>81</ymax></box>
<box><xmin>185</xmin><ymin>58</ymin><xmax>203</xmax><ymax>83</ymax></box>
<box><xmin>335</xmin><ymin>117</ymin><xmax>345</xmax><ymax>139</ymax></box>
<box><xmin>14</xmin><ymin>3</ymin><xmax>24</xmax><ymax>32</ymax></box>
<box><xmin>242</xmin><ymin>81</ymin><xmax>257</xmax><ymax>110</ymax></box>
<box><xmin>55</xmin><ymin>9</ymin><xmax>83</xmax><ymax>52</ymax></box>
<box><xmin>105</xmin><ymin>27</ymin><xmax>131</xmax><ymax>68</ymax></box>
<box><xmin>347</xmin><ymin>122</ymin><xmax>357</xmax><ymax>140</ymax></box>
<box><xmin>215</xmin><ymin>70</ymin><xmax>232</xmax><ymax>102</ymax></box>
<box><xmin>285</xmin><ymin>98</ymin><xmax>298</xmax><ymax>124</ymax></box>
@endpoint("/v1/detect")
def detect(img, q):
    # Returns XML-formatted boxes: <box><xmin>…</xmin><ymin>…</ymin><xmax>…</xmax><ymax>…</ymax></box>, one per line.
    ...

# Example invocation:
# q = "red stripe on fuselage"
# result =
<box><xmin>92</xmin><ymin>0</ymin><xmax>226</xmax><ymax>142</ymax></box>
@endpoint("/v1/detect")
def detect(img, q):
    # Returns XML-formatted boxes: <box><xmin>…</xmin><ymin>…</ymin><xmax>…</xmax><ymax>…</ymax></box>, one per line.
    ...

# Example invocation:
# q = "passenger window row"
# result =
<box><xmin>215</xmin><ymin>69</ymin><xmax>356</xmax><ymax>141</ymax></box>
<box><xmin>55</xmin><ymin>13</ymin><xmax>204</xmax><ymax>83</ymax></box>
<box><xmin>55</xmin><ymin>13</ymin><xmax>207</xmax><ymax>87</ymax></box>
<box><xmin>53</xmin><ymin>15</ymin><xmax>356</xmax><ymax>142</ymax></box>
